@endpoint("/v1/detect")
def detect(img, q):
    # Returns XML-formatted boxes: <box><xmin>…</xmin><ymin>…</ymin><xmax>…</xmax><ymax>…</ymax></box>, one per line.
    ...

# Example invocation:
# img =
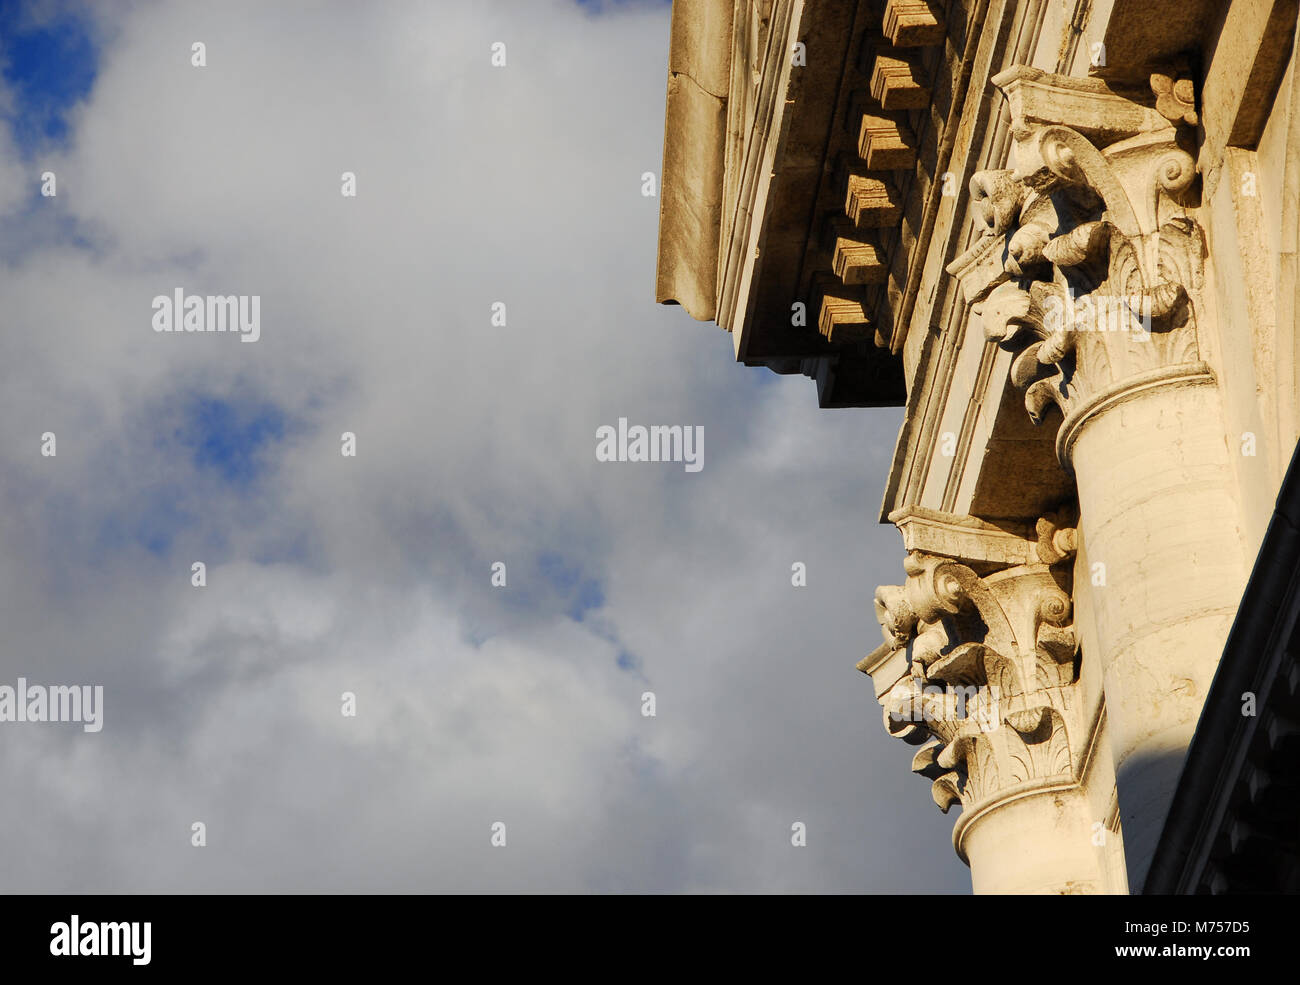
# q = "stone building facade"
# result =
<box><xmin>655</xmin><ymin>0</ymin><xmax>1300</xmax><ymax>893</ymax></box>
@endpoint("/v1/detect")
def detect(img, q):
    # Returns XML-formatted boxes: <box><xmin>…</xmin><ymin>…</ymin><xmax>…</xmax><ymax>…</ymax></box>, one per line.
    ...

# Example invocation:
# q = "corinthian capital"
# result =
<box><xmin>860</xmin><ymin>508</ymin><xmax>1086</xmax><ymax>814</ymax></box>
<box><xmin>945</xmin><ymin>67</ymin><xmax>1211</xmax><ymax>467</ymax></box>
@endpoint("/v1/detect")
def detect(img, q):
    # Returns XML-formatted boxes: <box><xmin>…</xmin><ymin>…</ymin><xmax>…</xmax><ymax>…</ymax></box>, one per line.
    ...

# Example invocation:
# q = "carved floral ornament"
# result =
<box><xmin>859</xmin><ymin>510</ymin><xmax>1088</xmax><ymax>819</ymax></box>
<box><xmin>945</xmin><ymin>67</ymin><xmax>1211</xmax><ymax>467</ymax></box>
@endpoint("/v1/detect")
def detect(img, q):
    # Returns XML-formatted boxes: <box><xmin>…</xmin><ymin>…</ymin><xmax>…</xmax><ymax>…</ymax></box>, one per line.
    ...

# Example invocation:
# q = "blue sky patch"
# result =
<box><xmin>177</xmin><ymin>395</ymin><xmax>287</xmax><ymax>487</ymax></box>
<box><xmin>536</xmin><ymin>551</ymin><xmax>606</xmax><ymax>622</ymax></box>
<box><xmin>0</xmin><ymin>5</ymin><xmax>97</xmax><ymax>154</ymax></box>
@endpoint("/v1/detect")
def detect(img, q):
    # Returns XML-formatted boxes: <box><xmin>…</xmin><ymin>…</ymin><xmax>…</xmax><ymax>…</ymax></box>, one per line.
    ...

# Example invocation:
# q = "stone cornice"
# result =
<box><xmin>717</xmin><ymin>0</ymin><xmax>803</xmax><ymax>338</ymax></box>
<box><xmin>878</xmin><ymin>0</ymin><xmax>1055</xmax><ymax>523</ymax></box>
<box><xmin>654</xmin><ymin>0</ymin><xmax>736</xmax><ymax>321</ymax></box>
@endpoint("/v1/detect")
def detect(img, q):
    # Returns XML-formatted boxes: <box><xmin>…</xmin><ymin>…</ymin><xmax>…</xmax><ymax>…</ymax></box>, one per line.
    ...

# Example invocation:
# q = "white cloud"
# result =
<box><xmin>0</xmin><ymin>0</ymin><xmax>967</xmax><ymax>892</ymax></box>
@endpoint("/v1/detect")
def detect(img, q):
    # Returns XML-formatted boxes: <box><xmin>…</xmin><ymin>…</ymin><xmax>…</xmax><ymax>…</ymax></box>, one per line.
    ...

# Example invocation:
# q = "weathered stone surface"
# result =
<box><xmin>844</xmin><ymin>169</ymin><xmax>903</xmax><ymax>227</ymax></box>
<box><xmin>654</xmin><ymin>0</ymin><xmax>734</xmax><ymax>321</ymax></box>
<box><xmin>946</xmin><ymin>66</ymin><xmax>1251</xmax><ymax>888</ymax></box>
<box><xmin>655</xmin><ymin>0</ymin><xmax>1300</xmax><ymax>896</ymax></box>
<box><xmin>870</xmin><ymin>51</ymin><xmax>931</xmax><ymax>110</ymax></box>
<box><xmin>830</xmin><ymin>220</ymin><xmax>887</xmax><ymax>285</ymax></box>
<box><xmin>817</xmin><ymin>278</ymin><xmax>872</xmax><ymax>343</ymax></box>
<box><xmin>861</xmin><ymin>509</ymin><xmax>1114</xmax><ymax>892</ymax></box>
<box><xmin>857</xmin><ymin>106</ymin><xmax>918</xmax><ymax>170</ymax></box>
<box><xmin>882</xmin><ymin>0</ymin><xmax>946</xmax><ymax>48</ymax></box>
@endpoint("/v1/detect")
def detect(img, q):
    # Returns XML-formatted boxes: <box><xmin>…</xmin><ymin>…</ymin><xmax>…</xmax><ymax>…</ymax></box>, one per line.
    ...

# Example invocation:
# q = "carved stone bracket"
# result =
<box><xmin>945</xmin><ymin>66</ymin><xmax>1211</xmax><ymax>469</ymax></box>
<box><xmin>859</xmin><ymin>508</ymin><xmax>1087</xmax><ymax>816</ymax></box>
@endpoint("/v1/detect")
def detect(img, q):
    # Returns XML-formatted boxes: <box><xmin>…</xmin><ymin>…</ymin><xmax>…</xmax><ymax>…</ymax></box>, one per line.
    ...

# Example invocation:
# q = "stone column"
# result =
<box><xmin>861</xmin><ymin>509</ymin><xmax>1117</xmax><ymax>893</ymax></box>
<box><xmin>946</xmin><ymin>67</ymin><xmax>1249</xmax><ymax>887</ymax></box>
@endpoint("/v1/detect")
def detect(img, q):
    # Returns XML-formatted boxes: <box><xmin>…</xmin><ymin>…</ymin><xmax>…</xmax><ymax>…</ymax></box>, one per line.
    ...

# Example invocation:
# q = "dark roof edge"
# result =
<box><xmin>1143</xmin><ymin>437</ymin><xmax>1300</xmax><ymax>893</ymax></box>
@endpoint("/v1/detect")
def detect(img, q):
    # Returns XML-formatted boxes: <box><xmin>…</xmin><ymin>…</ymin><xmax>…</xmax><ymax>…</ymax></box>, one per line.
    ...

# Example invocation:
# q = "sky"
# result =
<box><xmin>0</xmin><ymin>0</ymin><xmax>969</xmax><ymax>892</ymax></box>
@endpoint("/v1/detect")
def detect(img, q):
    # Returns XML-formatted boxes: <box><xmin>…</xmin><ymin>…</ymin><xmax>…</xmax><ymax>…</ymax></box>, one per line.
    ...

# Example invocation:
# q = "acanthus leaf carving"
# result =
<box><xmin>863</xmin><ymin>509</ymin><xmax>1085</xmax><ymax>817</ymax></box>
<box><xmin>947</xmin><ymin>69</ymin><xmax>1210</xmax><ymax>462</ymax></box>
